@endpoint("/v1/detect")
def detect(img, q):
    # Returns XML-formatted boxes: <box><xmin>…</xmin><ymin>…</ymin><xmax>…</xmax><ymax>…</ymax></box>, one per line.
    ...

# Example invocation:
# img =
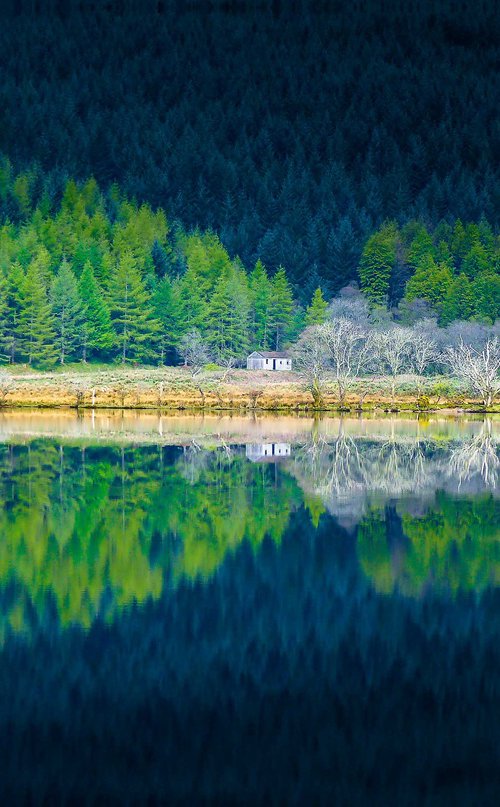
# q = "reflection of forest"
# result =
<box><xmin>0</xmin><ymin>442</ymin><xmax>303</xmax><ymax>639</ymax></box>
<box><xmin>0</xmin><ymin>424</ymin><xmax>498</xmax><ymax>638</ymax></box>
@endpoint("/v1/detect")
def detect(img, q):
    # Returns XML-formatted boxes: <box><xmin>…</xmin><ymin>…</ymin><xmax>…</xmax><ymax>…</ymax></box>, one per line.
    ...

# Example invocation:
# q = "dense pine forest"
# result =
<box><xmin>0</xmin><ymin>163</ymin><xmax>499</xmax><ymax>367</ymax></box>
<box><xmin>1</xmin><ymin>3</ymin><xmax>499</xmax><ymax>278</ymax></box>
<box><xmin>0</xmin><ymin>1</ymin><xmax>499</xmax><ymax>366</ymax></box>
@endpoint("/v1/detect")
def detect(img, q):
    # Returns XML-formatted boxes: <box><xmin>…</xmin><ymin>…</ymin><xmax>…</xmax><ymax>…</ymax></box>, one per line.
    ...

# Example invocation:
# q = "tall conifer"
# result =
<box><xmin>78</xmin><ymin>261</ymin><xmax>115</xmax><ymax>360</ymax></box>
<box><xmin>18</xmin><ymin>263</ymin><xmax>57</xmax><ymax>367</ymax></box>
<box><xmin>51</xmin><ymin>259</ymin><xmax>83</xmax><ymax>363</ymax></box>
<box><xmin>108</xmin><ymin>251</ymin><xmax>160</xmax><ymax>362</ymax></box>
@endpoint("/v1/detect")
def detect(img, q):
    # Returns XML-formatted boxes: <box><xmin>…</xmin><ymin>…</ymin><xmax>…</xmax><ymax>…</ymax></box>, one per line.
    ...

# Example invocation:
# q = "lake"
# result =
<box><xmin>0</xmin><ymin>413</ymin><xmax>498</xmax><ymax>803</ymax></box>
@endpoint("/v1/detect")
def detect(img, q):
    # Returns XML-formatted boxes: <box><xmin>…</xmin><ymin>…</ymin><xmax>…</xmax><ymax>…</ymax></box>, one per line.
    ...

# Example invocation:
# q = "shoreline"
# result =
<box><xmin>0</xmin><ymin>368</ymin><xmax>498</xmax><ymax>414</ymax></box>
<box><xmin>0</xmin><ymin>408</ymin><xmax>497</xmax><ymax>448</ymax></box>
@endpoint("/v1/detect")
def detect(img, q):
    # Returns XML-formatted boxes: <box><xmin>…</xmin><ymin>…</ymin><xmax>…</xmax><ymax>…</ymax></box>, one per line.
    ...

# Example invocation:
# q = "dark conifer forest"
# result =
<box><xmin>0</xmin><ymin>0</ymin><xmax>499</xmax><ymax>364</ymax></box>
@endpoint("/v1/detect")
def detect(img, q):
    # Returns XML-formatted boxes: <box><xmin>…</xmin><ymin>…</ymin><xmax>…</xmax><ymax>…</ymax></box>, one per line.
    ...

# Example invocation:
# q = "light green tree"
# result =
<box><xmin>249</xmin><ymin>259</ymin><xmax>271</xmax><ymax>348</ymax></box>
<box><xmin>51</xmin><ymin>259</ymin><xmax>83</xmax><ymax>363</ymax></box>
<box><xmin>358</xmin><ymin>223</ymin><xmax>397</xmax><ymax>305</ymax></box>
<box><xmin>268</xmin><ymin>266</ymin><xmax>294</xmax><ymax>349</ymax></box>
<box><xmin>108</xmin><ymin>251</ymin><xmax>160</xmax><ymax>362</ymax></box>
<box><xmin>305</xmin><ymin>287</ymin><xmax>328</xmax><ymax>326</ymax></box>
<box><xmin>78</xmin><ymin>261</ymin><xmax>115</xmax><ymax>360</ymax></box>
<box><xmin>18</xmin><ymin>263</ymin><xmax>58</xmax><ymax>367</ymax></box>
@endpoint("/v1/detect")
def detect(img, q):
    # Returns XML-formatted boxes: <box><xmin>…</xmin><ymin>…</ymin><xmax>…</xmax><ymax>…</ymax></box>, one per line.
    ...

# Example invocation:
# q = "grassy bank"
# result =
<box><xmin>0</xmin><ymin>366</ymin><xmax>497</xmax><ymax>413</ymax></box>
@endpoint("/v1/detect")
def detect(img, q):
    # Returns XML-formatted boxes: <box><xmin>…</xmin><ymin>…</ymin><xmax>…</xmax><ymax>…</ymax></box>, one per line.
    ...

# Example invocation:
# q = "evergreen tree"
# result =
<box><xmin>4</xmin><ymin>262</ymin><xmax>25</xmax><ymax>363</ymax></box>
<box><xmin>268</xmin><ymin>266</ymin><xmax>294</xmax><ymax>350</ymax></box>
<box><xmin>440</xmin><ymin>274</ymin><xmax>474</xmax><ymax>325</ymax></box>
<box><xmin>108</xmin><ymin>251</ymin><xmax>160</xmax><ymax>362</ymax></box>
<box><xmin>18</xmin><ymin>263</ymin><xmax>57</xmax><ymax>367</ymax></box>
<box><xmin>404</xmin><ymin>257</ymin><xmax>454</xmax><ymax>312</ymax></box>
<box><xmin>0</xmin><ymin>272</ymin><xmax>10</xmax><ymax>361</ymax></box>
<box><xmin>178</xmin><ymin>264</ymin><xmax>207</xmax><ymax>332</ymax></box>
<box><xmin>249</xmin><ymin>259</ymin><xmax>271</xmax><ymax>349</ymax></box>
<box><xmin>206</xmin><ymin>270</ymin><xmax>250</xmax><ymax>362</ymax></box>
<box><xmin>305</xmin><ymin>287</ymin><xmax>328</xmax><ymax>326</ymax></box>
<box><xmin>78</xmin><ymin>261</ymin><xmax>115</xmax><ymax>361</ymax></box>
<box><xmin>358</xmin><ymin>224</ymin><xmax>397</xmax><ymax>305</ymax></box>
<box><xmin>473</xmin><ymin>271</ymin><xmax>500</xmax><ymax>323</ymax></box>
<box><xmin>153</xmin><ymin>276</ymin><xmax>184</xmax><ymax>364</ymax></box>
<box><xmin>462</xmin><ymin>243</ymin><xmax>490</xmax><ymax>280</ymax></box>
<box><xmin>51</xmin><ymin>259</ymin><xmax>83</xmax><ymax>363</ymax></box>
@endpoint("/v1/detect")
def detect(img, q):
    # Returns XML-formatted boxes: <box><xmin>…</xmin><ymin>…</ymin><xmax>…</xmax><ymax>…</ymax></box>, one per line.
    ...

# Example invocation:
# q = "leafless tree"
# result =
<box><xmin>374</xmin><ymin>326</ymin><xmax>415</xmax><ymax>405</ymax></box>
<box><xmin>292</xmin><ymin>326</ymin><xmax>330</xmax><ymax>408</ymax></box>
<box><xmin>180</xmin><ymin>329</ymin><xmax>211</xmax><ymax>377</ymax></box>
<box><xmin>320</xmin><ymin>318</ymin><xmax>373</xmax><ymax>407</ymax></box>
<box><xmin>448</xmin><ymin>419</ymin><xmax>499</xmax><ymax>488</ymax></box>
<box><xmin>443</xmin><ymin>337</ymin><xmax>500</xmax><ymax>407</ymax></box>
<box><xmin>248</xmin><ymin>387</ymin><xmax>264</xmax><ymax>410</ymax></box>
<box><xmin>410</xmin><ymin>324</ymin><xmax>439</xmax><ymax>394</ymax></box>
<box><xmin>328</xmin><ymin>283</ymin><xmax>371</xmax><ymax>326</ymax></box>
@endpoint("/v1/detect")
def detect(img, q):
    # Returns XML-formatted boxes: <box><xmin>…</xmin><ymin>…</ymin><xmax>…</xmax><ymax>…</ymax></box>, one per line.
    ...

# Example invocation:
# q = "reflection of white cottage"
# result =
<box><xmin>246</xmin><ymin>443</ymin><xmax>291</xmax><ymax>463</ymax></box>
<box><xmin>246</xmin><ymin>351</ymin><xmax>292</xmax><ymax>371</ymax></box>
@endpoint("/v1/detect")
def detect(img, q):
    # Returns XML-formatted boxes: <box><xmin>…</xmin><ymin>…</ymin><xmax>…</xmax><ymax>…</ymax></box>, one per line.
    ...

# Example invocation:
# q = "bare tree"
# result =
<box><xmin>180</xmin><ymin>329</ymin><xmax>211</xmax><ymax>377</ymax></box>
<box><xmin>328</xmin><ymin>283</ymin><xmax>371</xmax><ymax>326</ymax></box>
<box><xmin>292</xmin><ymin>326</ymin><xmax>330</xmax><ymax>408</ymax></box>
<box><xmin>374</xmin><ymin>326</ymin><xmax>415</xmax><ymax>405</ymax></box>
<box><xmin>444</xmin><ymin>337</ymin><xmax>500</xmax><ymax>407</ymax></box>
<box><xmin>320</xmin><ymin>318</ymin><xmax>372</xmax><ymax>407</ymax></box>
<box><xmin>410</xmin><ymin>323</ymin><xmax>439</xmax><ymax>394</ymax></box>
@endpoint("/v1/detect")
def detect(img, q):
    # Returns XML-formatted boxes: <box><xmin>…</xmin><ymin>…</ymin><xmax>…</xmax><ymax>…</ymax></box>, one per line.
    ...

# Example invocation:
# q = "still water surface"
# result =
<box><xmin>0</xmin><ymin>414</ymin><xmax>499</xmax><ymax>803</ymax></box>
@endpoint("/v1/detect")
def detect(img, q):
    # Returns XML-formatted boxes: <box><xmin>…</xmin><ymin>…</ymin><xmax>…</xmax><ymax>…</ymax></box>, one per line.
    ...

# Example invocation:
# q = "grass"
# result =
<box><xmin>0</xmin><ymin>365</ymin><xmax>495</xmax><ymax>412</ymax></box>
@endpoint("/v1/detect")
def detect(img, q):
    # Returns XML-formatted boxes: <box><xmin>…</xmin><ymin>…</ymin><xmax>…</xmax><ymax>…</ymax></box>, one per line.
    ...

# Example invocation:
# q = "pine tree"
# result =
<box><xmin>178</xmin><ymin>264</ymin><xmax>207</xmax><ymax>332</ymax></box>
<box><xmin>4</xmin><ymin>262</ymin><xmax>25</xmax><ymax>363</ymax></box>
<box><xmin>206</xmin><ymin>270</ymin><xmax>250</xmax><ymax>362</ymax></box>
<box><xmin>268</xmin><ymin>266</ymin><xmax>294</xmax><ymax>350</ymax></box>
<box><xmin>18</xmin><ymin>263</ymin><xmax>57</xmax><ymax>367</ymax></box>
<box><xmin>404</xmin><ymin>257</ymin><xmax>453</xmax><ymax>311</ymax></box>
<box><xmin>0</xmin><ymin>272</ymin><xmax>10</xmax><ymax>361</ymax></box>
<box><xmin>249</xmin><ymin>259</ymin><xmax>271</xmax><ymax>349</ymax></box>
<box><xmin>358</xmin><ymin>224</ymin><xmax>397</xmax><ymax>305</ymax></box>
<box><xmin>153</xmin><ymin>276</ymin><xmax>184</xmax><ymax>364</ymax></box>
<box><xmin>305</xmin><ymin>287</ymin><xmax>328</xmax><ymax>326</ymax></box>
<box><xmin>440</xmin><ymin>274</ymin><xmax>474</xmax><ymax>324</ymax></box>
<box><xmin>473</xmin><ymin>271</ymin><xmax>500</xmax><ymax>323</ymax></box>
<box><xmin>462</xmin><ymin>243</ymin><xmax>490</xmax><ymax>280</ymax></box>
<box><xmin>51</xmin><ymin>259</ymin><xmax>83</xmax><ymax>364</ymax></box>
<box><xmin>78</xmin><ymin>262</ymin><xmax>115</xmax><ymax>360</ymax></box>
<box><xmin>108</xmin><ymin>251</ymin><xmax>160</xmax><ymax>362</ymax></box>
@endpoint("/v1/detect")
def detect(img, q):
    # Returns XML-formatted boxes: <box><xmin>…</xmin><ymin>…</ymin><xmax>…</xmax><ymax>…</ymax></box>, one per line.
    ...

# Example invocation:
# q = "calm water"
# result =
<box><xmin>0</xmin><ymin>415</ymin><xmax>498</xmax><ymax>804</ymax></box>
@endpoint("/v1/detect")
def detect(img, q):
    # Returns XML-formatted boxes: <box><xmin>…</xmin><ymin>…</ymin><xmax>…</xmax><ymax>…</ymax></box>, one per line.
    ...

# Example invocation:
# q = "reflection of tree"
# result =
<box><xmin>290</xmin><ymin>420</ymin><xmax>439</xmax><ymax>527</ymax></box>
<box><xmin>0</xmin><ymin>442</ymin><xmax>301</xmax><ymax>640</ymax></box>
<box><xmin>358</xmin><ymin>494</ymin><xmax>500</xmax><ymax>596</ymax></box>
<box><xmin>448</xmin><ymin>419</ymin><xmax>499</xmax><ymax>489</ymax></box>
<box><xmin>290</xmin><ymin>418</ymin><xmax>499</xmax><ymax>528</ymax></box>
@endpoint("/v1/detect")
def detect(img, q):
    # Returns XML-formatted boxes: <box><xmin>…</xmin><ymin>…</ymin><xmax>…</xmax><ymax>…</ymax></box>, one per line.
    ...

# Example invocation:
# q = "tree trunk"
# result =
<box><xmin>311</xmin><ymin>379</ymin><xmax>323</xmax><ymax>409</ymax></box>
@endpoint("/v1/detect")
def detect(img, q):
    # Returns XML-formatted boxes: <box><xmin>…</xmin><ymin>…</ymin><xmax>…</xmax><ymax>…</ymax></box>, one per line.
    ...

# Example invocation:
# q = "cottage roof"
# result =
<box><xmin>248</xmin><ymin>351</ymin><xmax>290</xmax><ymax>359</ymax></box>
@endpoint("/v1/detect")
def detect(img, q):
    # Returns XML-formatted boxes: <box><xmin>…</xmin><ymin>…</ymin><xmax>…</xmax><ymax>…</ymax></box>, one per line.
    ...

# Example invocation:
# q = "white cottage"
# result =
<box><xmin>246</xmin><ymin>443</ymin><xmax>292</xmax><ymax>463</ymax></box>
<box><xmin>246</xmin><ymin>351</ymin><xmax>292</xmax><ymax>371</ymax></box>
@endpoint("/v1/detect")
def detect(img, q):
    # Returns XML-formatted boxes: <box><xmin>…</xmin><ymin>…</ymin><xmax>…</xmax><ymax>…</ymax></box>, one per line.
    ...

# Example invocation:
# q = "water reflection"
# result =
<box><xmin>0</xmin><ymin>417</ymin><xmax>498</xmax><ymax>802</ymax></box>
<box><xmin>0</xmin><ymin>418</ymin><xmax>497</xmax><ymax>641</ymax></box>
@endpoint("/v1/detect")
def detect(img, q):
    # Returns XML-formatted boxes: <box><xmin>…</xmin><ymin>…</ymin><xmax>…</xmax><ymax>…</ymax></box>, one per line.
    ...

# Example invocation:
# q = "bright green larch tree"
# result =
<box><xmin>18</xmin><ymin>263</ymin><xmax>58</xmax><ymax>367</ymax></box>
<box><xmin>51</xmin><ymin>259</ymin><xmax>84</xmax><ymax>364</ymax></box>
<box><xmin>78</xmin><ymin>261</ymin><xmax>115</xmax><ymax>360</ymax></box>
<box><xmin>108</xmin><ymin>251</ymin><xmax>160</xmax><ymax>362</ymax></box>
<box><xmin>305</xmin><ymin>287</ymin><xmax>328</xmax><ymax>326</ymax></box>
<box><xmin>268</xmin><ymin>266</ymin><xmax>294</xmax><ymax>350</ymax></box>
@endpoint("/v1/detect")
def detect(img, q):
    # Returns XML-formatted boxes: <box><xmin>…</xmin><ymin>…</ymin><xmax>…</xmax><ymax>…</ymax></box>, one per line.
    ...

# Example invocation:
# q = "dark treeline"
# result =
<box><xmin>0</xmin><ymin>0</ymin><xmax>498</xmax><ymax>298</ymax></box>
